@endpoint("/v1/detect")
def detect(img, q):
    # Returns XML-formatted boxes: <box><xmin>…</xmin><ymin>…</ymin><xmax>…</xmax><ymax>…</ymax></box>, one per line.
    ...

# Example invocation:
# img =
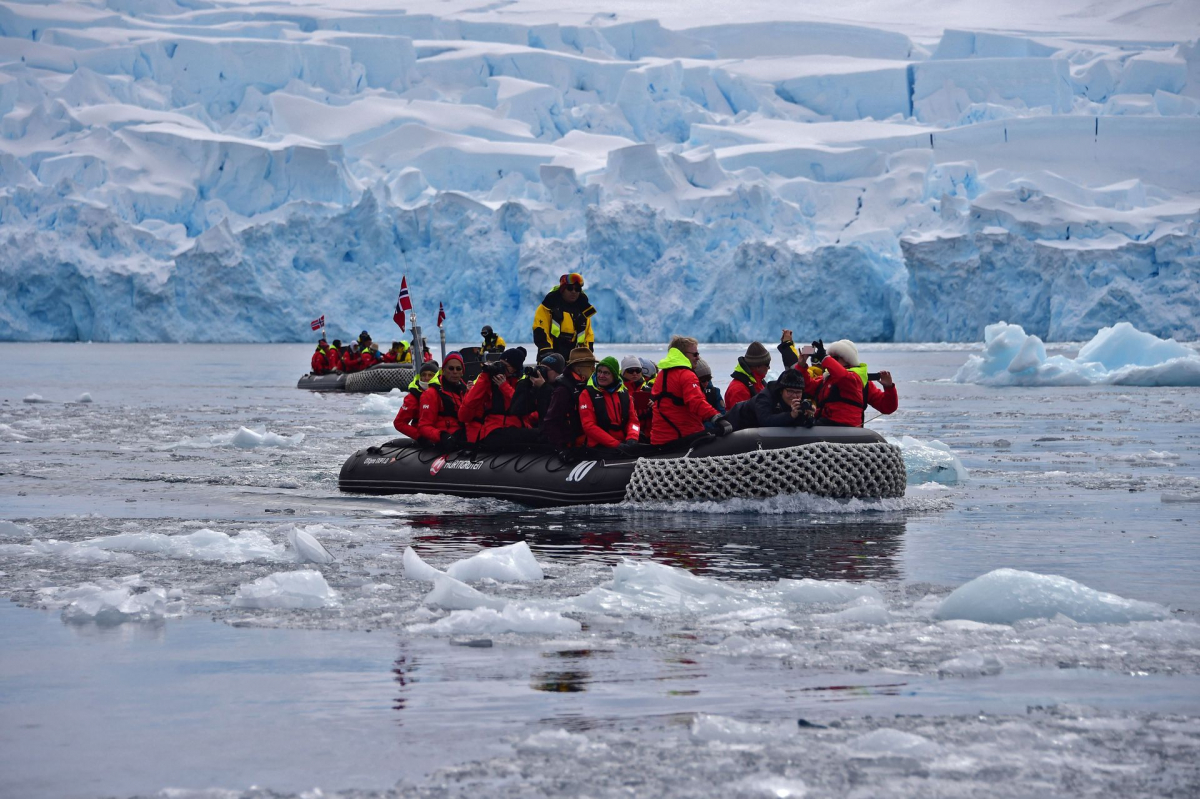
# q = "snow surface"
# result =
<box><xmin>955</xmin><ymin>321</ymin><xmax>1200</xmax><ymax>386</ymax></box>
<box><xmin>0</xmin><ymin>1</ymin><xmax>1198</xmax><ymax>343</ymax></box>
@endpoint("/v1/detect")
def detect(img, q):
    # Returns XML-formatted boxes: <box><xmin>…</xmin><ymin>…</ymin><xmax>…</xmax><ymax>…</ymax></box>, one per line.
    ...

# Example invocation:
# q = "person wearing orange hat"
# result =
<box><xmin>533</xmin><ymin>272</ymin><xmax>596</xmax><ymax>361</ymax></box>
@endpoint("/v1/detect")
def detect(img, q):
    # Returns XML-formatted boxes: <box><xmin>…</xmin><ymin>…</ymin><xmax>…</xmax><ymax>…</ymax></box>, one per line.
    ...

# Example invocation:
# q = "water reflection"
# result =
<box><xmin>405</xmin><ymin>510</ymin><xmax>907</xmax><ymax>582</ymax></box>
<box><xmin>531</xmin><ymin>670</ymin><xmax>590</xmax><ymax>693</ymax></box>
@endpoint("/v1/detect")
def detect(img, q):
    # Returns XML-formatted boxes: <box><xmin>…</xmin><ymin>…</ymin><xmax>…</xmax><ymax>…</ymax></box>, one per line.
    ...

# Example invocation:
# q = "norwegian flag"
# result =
<box><xmin>310</xmin><ymin>315</ymin><xmax>324</xmax><ymax>331</ymax></box>
<box><xmin>436</xmin><ymin>302</ymin><xmax>445</xmax><ymax>328</ymax></box>
<box><xmin>393</xmin><ymin>277</ymin><xmax>413</xmax><ymax>331</ymax></box>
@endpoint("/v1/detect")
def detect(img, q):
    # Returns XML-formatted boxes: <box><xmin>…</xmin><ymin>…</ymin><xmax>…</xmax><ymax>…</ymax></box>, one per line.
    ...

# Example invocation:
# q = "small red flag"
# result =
<box><xmin>310</xmin><ymin>315</ymin><xmax>324</xmax><ymax>331</ymax></box>
<box><xmin>393</xmin><ymin>278</ymin><xmax>412</xmax><ymax>331</ymax></box>
<box><xmin>436</xmin><ymin>302</ymin><xmax>445</xmax><ymax>328</ymax></box>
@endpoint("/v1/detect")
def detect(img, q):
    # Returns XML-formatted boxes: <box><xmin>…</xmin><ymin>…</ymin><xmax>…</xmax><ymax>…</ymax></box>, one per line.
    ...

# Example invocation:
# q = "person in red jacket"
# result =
<box><xmin>417</xmin><ymin>352</ymin><xmax>468</xmax><ymax>446</ymax></box>
<box><xmin>620</xmin><ymin>355</ymin><xmax>653</xmax><ymax>438</ymax></box>
<box><xmin>393</xmin><ymin>360</ymin><xmax>439</xmax><ymax>440</ymax></box>
<box><xmin>724</xmin><ymin>341</ymin><xmax>770</xmax><ymax>408</ymax></box>
<box><xmin>649</xmin><ymin>336</ymin><xmax>729</xmax><ymax>446</ymax></box>
<box><xmin>809</xmin><ymin>339</ymin><xmax>898</xmax><ymax>427</ymax></box>
<box><xmin>458</xmin><ymin>348</ymin><xmax>530</xmax><ymax>444</ymax></box>
<box><xmin>327</xmin><ymin>340</ymin><xmax>344</xmax><ymax>372</ymax></box>
<box><xmin>580</xmin><ymin>356</ymin><xmax>640</xmax><ymax>450</ymax></box>
<box><xmin>311</xmin><ymin>338</ymin><xmax>332</xmax><ymax>374</ymax></box>
<box><xmin>340</xmin><ymin>342</ymin><xmax>365</xmax><ymax>373</ymax></box>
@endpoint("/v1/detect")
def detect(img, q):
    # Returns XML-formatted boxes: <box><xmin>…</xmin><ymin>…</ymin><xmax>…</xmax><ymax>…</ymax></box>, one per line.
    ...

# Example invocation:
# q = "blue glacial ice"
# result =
<box><xmin>0</xmin><ymin>2</ymin><xmax>1197</xmax><ymax>343</ymax></box>
<box><xmin>955</xmin><ymin>321</ymin><xmax>1200</xmax><ymax>386</ymax></box>
<box><xmin>935</xmin><ymin>568</ymin><xmax>1170</xmax><ymax>624</ymax></box>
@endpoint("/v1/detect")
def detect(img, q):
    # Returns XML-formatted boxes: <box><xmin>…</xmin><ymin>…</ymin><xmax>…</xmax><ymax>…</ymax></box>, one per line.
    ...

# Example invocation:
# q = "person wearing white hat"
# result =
<box><xmin>811</xmin><ymin>339</ymin><xmax>897</xmax><ymax>427</ymax></box>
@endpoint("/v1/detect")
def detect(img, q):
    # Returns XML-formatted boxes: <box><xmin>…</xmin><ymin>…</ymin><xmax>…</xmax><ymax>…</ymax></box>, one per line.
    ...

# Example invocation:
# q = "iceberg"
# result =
<box><xmin>60</xmin><ymin>582</ymin><xmax>180</xmax><ymax>625</ymax></box>
<box><xmin>955</xmin><ymin>322</ymin><xmax>1200</xmax><ymax>386</ymax></box>
<box><xmin>935</xmin><ymin>568</ymin><xmax>1169</xmax><ymax>624</ymax></box>
<box><xmin>887</xmin><ymin>435</ymin><xmax>968</xmax><ymax>484</ymax></box>
<box><xmin>445</xmin><ymin>541</ymin><xmax>544</xmax><ymax>583</ymax></box>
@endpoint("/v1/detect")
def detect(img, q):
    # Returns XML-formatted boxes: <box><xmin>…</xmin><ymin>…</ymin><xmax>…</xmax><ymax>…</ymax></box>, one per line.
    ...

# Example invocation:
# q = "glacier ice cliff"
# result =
<box><xmin>0</xmin><ymin>0</ymin><xmax>1197</xmax><ymax>342</ymax></box>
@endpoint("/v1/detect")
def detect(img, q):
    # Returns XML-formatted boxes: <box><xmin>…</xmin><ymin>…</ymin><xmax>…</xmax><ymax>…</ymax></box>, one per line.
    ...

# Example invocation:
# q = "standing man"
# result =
<box><xmin>533</xmin><ymin>272</ymin><xmax>596</xmax><ymax>361</ymax></box>
<box><xmin>480</xmin><ymin>325</ymin><xmax>507</xmax><ymax>354</ymax></box>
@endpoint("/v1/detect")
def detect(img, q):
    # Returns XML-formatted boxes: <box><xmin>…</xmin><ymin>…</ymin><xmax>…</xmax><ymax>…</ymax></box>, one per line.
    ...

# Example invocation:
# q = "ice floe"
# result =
<box><xmin>935</xmin><ymin>568</ymin><xmax>1169</xmax><ymax>624</ymax></box>
<box><xmin>410</xmin><ymin>605</ymin><xmax>581</xmax><ymax>636</ymax></box>
<box><xmin>58</xmin><ymin>579</ymin><xmax>184</xmax><ymax>625</ymax></box>
<box><xmin>955</xmin><ymin>322</ymin><xmax>1200</xmax><ymax>386</ymax></box>
<box><xmin>84</xmin><ymin>529</ymin><xmax>286</xmax><ymax>563</ymax></box>
<box><xmin>445</xmin><ymin>542</ymin><xmax>544</xmax><ymax>582</ymax></box>
<box><xmin>286</xmin><ymin>526</ymin><xmax>334</xmax><ymax>565</ymax></box>
<box><xmin>887</xmin><ymin>435</ymin><xmax>969</xmax><ymax>484</ymax></box>
<box><xmin>231</xmin><ymin>570</ymin><xmax>340</xmax><ymax>610</ymax></box>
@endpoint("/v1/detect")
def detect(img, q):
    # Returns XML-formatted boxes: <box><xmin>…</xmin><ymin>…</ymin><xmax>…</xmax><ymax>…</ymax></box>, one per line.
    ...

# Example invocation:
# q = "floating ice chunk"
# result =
<box><xmin>231</xmin><ymin>570</ymin><xmax>339</xmax><ymax>610</ymax></box>
<box><xmin>61</xmin><ymin>583</ymin><xmax>177</xmax><ymax>625</ymax></box>
<box><xmin>424</xmin><ymin>574</ymin><xmax>506</xmax><ymax>611</ymax></box>
<box><xmin>516</xmin><ymin>729</ymin><xmax>593</xmax><ymax>753</ymax></box>
<box><xmin>1161</xmin><ymin>493</ymin><xmax>1200</xmax><ymax>503</ymax></box>
<box><xmin>0</xmin><ymin>539</ymin><xmax>133</xmax><ymax>563</ymax></box>
<box><xmin>75</xmin><ymin>393</ymin><xmax>93</xmax><ymax>403</ymax></box>
<box><xmin>935</xmin><ymin>568</ymin><xmax>1169</xmax><ymax>624</ymax></box>
<box><xmin>403</xmin><ymin>546</ymin><xmax>445</xmax><ymax>582</ymax></box>
<box><xmin>160</xmin><ymin>427</ymin><xmax>305</xmax><ymax>450</ymax></box>
<box><xmin>735</xmin><ymin>776</ymin><xmax>808</xmax><ymax>798</ymax></box>
<box><xmin>413</xmin><ymin>605</ymin><xmax>580</xmax><ymax>635</ymax></box>
<box><xmin>0</xmin><ymin>424</ymin><xmax>30</xmax><ymax>441</ymax></box>
<box><xmin>887</xmin><ymin>436</ymin><xmax>968</xmax><ymax>485</ymax></box>
<box><xmin>937</xmin><ymin>651</ymin><xmax>1005</xmax><ymax>678</ymax></box>
<box><xmin>956</xmin><ymin>322</ymin><xmax>1200</xmax><ymax>387</ymax></box>
<box><xmin>816</xmin><ymin>596</ymin><xmax>891</xmax><ymax>626</ymax></box>
<box><xmin>86</xmin><ymin>529</ymin><xmax>285</xmax><ymax>562</ymax></box>
<box><xmin>691</xmin><ymin>714</ymin><xmax>792</xmax><ymax>744</ymax></box>
<box><xmin>0</xmin><ymin>521</ymin><xmax>33</xmax><ymax>538</ymax></box>
<box><xmin>445</xmin><ymin>541</ymin><xmax>544</xmax><ymax>582</ymax></box>
<box><xmin>847</xmin><ymin>728</ymin><xmax>942</xmax><ymax>758</ymax></box>
<box><xmin>287</xmin><ymin>526</ymin><xmax>334</xmax><ymax>564</ymax></box>
<box><xmin>770</xmin><ymin>578</ymin><xmax>883</xmax><ymax>606</ymax></box>
<box><xmin>23</xmin><ymin>393</ymin><xmax>50</xmax><ymax>403</ymax></box>
<box><xmin>357</xmin><ymin>390</ymin><xmax>407</xmax><ymax>415</ymax></box>
<box><xmin>571</xmin><ymin>559</ymin><xmax>747</xmax><ymax>614</ymax></box>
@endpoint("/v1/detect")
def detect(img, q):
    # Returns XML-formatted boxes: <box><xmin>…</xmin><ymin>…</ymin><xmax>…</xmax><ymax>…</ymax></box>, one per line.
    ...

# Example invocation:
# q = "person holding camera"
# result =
<box><xmin>417</xmin><ymin>351</ymin><xmax>468</xmax><ymax>447</ymax></box>
<box><xmin>459</xmin><ymin>347</ymin><xmax>530</xmax><ymax>444</ymax></box>
<box><xmin>509</xmin><ymin>352</ymin><xmax>564</xmax><ymax>424</ymax></box>
<box><xmin>747</xmin><ymin>368</ymin><xmax>816</xmax><ymax>428</ymax></box>
<box><xmin>543</xmin><ymin>347</ymin><xmax>596</xmax><ymax>449</ymax></box>
<box><xmin>649</xmin><ymin>336</ymin><xmax>729</xmax><ymax>446</ymax></box>
<box><xmin>579</xmin><ymin>356</ymin><xmax>640</xmax><ymax>450</ymax></box>
<box><xmin>394</xmin><ymin>360</ymin><xmax>439</xmax><ymax>439</ymax></box>
<box><xmin>808</xmin><ymin>339</ymin><xmax>897</xmax><ymax>427</ymax></box>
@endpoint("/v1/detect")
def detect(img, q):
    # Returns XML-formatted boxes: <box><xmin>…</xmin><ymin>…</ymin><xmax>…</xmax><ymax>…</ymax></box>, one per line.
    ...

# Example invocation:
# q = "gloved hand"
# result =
<box><xmin>811</xmin><ymin>339</ymin><xmax>826</xmax><ymax>363</ymax></box>
<box><xmin>714</xmin><ymin>418</ymin><xmax>733</xmax><ymax>437</ymax></box>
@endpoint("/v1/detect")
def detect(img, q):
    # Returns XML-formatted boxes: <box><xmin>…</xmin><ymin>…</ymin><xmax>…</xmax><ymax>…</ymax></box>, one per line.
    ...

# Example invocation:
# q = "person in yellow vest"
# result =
<box><xmin>480</xmin><ymin>326</ymin><xmax>507</xmax><ymax>354</ymax></box>
<box><xmin>533</xmin><ymin>272</ymin><xmax>596</xmax><ymax>361</ymax></box>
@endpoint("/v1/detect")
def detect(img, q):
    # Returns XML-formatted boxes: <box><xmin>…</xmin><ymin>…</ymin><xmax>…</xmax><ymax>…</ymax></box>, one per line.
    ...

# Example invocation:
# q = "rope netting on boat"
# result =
<box><xmin>345</xmin><ymin>366</ymin><xmax>415</xmax><ymax>393</ymax></box>
<box><xmin>624</xmin><ymin>441</ymin><xmax>906</xmax><ymax>502</ymax></box>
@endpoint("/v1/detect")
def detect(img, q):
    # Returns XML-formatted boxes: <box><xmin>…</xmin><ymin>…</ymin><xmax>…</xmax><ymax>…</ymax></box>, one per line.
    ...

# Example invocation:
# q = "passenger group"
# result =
<box><xmin>317</xmin><ymin>271</ymin><xmax>899</xmax><ymax>453</ymax></box>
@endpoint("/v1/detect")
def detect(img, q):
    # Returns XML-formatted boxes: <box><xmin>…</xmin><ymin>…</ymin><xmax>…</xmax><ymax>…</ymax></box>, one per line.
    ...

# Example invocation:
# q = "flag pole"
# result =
<box><xmin>439</xmin><ymin>324</ymin><xmax>446</xmax><ymax>364</ymax></box>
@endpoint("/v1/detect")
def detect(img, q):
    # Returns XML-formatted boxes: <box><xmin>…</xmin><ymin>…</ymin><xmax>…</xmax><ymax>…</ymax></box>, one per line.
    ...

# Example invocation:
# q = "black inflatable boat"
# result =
<box><xmin>339</xmin><ymin>427</ymin><xmax>907</xmax><ymax>507</ymax></box>
<box><xmin>298</xmin><ymin>363</ymin><xmax>415</xmax><ymax>393</ymax></box>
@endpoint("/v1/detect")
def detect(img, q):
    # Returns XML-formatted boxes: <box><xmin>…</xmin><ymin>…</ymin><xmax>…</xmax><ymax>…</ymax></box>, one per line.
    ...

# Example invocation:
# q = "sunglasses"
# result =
<box><xmin>444</xmin><ymin>364</ymin><xmax>464</xmax><ymax>372</ymax></box>
<box><xmin>623</xmin><ymin>367</ymin><xmax>642</xmax><ymax>373</ymax></box>
<box><xmin>684</xmin><ymin>350</ymin><xmax>700</xmax><ymax>358</ymax></box>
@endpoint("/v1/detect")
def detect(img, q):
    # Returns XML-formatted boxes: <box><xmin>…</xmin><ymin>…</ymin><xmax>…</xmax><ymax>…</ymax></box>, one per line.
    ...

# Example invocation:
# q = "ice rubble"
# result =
<box><xmin>955</xmin><ymin>321</ymin><xmax>1200</xmax><ymax>386</ymax></box>
<box><xmin>0</xmin><ymin>1</ymin><xmax>1198</xmax><ymax>344</ymax></box>
<box><xmin>84</xmin><ymin>528</ymin><xmax>286</xmax><ymax>562</ymax></box>
<box><xmin>231</xmin><ymin>570</ymin><xmax>340</xmax><ymax>610</ymax></box>
<box><xmin>58</xmin><ymin>579</ymin><xmax>184</xmax><ymax>624</ymax></box>
<box><xmin>935</xmin><ymin>568</ymin><xmax>1169</xmax><ymax>624</ymax></box>
<box><xmin>404</xmin><ymin>542</ymin><xmax>544</xmax><ymax>583</ymax></box>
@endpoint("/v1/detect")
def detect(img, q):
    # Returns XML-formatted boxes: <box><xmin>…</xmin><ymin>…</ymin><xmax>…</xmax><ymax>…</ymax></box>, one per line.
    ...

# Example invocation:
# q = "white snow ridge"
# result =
<box><xmin>0</xmin><ymin>1</ymin><xmax>1197</xmax><ymax>343</ymax></box>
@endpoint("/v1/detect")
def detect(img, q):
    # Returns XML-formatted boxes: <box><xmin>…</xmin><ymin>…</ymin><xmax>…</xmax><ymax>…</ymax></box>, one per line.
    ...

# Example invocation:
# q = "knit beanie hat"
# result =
<box><xmin>567</xmin><ymin>347</ymin><xmax>597</xmax><ymax>367</ymax></box>
<box><xmin>501</xmin><ymin>346</ymin><xmax>527</xmax><ymax>370</ymax></box>
<box><xmin>777</xmin><ymin>368</ymin><xmax>807</xmax><ymax>389</ymax></box>
<box><xmin>419</xmin><ymin>360</ymin><xmax>439</xmax><ymax>375</ymax></box>
<box><xmin>693</xmin><ymin>357</ymin><xmax>713</xmax><ymax>380</ymax></box>
<box><xmin>597</xmin><ymin>356</ymin><xmax>621</xmax><ymax>378</ymax></box>
<box><xmin>539</xmin><ymin>352</ymin><xmax>566</xmax><ymax>374</ymax></box>
<box><xmin>741</xmin><ymin>341</ymin><xmax>771</xmax><ymax>368</ymax></box>
<box><xmin>639</xmin><ymin>357</ymin><xmax>657</xmax><ymax>378</ymax></box>
<box><xmin>620</xmin><ymin>355</ymin><xmax>643</xmax><ymax>372</ymax></box>
<box><xmin>827</xmin><ymin>339</ymin><xmax>860</xmax><ymax>367</ymax></box>
<box><xmin>444</xmin><ymin>351</ymin><xmax>464</xmax><ymax>367</ymax></box>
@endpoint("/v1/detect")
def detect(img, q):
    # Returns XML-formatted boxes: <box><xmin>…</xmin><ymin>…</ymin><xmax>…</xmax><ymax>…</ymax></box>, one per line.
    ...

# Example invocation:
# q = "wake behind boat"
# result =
<box><xmin>338</xmin><ymin>427</ymin><xmax>906</xmax><ymax>507</ymax></box>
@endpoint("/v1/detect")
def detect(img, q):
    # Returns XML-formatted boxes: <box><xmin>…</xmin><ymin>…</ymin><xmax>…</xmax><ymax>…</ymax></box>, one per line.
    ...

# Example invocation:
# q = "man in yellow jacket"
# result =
<box><xmin>533</xmin><ymin>272</ymin><xmax>596</xmax><ymax>360</ymax></box>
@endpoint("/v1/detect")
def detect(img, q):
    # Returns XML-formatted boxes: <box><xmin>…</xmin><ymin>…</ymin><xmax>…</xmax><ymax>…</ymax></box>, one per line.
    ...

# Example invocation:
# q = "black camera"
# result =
<box><xmin>480</xmin><ymin>360</ymin><xmax>508</xmax><ymax>377</ymax></box>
